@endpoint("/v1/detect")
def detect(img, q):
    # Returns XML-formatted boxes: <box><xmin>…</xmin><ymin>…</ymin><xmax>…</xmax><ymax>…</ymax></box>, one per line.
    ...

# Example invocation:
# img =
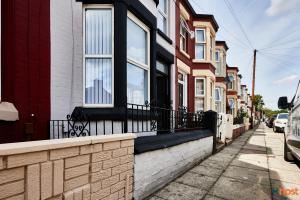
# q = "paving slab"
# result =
<box><xmin>203</xmin><ymin>195</ymin><xmax>227</xmax><ymax>200</ymax></box>
<box><xmin>200</xmin><ymin>158</ymin><xmax>230</xmax><ymax>170</ymax></box>
<box><xmin>155</xmin><ymin>182</ymin><xmax>207</xmax><ymax>200</ymax></box>
<box><xmin>208</xmin><ymin>176</ymin><xmax>272</xmax><ymax>200</ymax></box>
<box><xmin>175</xmin><ymin>172</ymin><xmax>217</xmax><ymax>191</ymax></box>
<box><xmin>270</xmin><ymin>168</ymin><xmax>300</xmax><ymax>185</ymax></box>
<box><xmin>222</xmin><ymin>165</ymin><xmax>270</xmax><ymax>186</ymax></box>
<box><xmin>230</xmin><ymin>157</ymin><xmax>269</xmax><ymax>171</ymax></box>
<box><xmin>190</xmin><ymin>165</ymin><xmax>224</xmax><ymax>178</ymax></box>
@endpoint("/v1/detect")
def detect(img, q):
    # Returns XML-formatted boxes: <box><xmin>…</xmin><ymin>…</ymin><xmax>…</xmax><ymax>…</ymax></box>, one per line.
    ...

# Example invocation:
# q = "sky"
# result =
<box><xmin>189</xmin><ymin>0</ymin><xmax>300</xmax><ymax>109</ymax></box>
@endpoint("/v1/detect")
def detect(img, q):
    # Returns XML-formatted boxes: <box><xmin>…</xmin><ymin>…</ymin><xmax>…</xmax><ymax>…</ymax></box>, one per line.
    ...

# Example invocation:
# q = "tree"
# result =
<box><xmin>253</xmin><ymin>94</ymin><xmax>264</xmax><ymax>111</ymax></box>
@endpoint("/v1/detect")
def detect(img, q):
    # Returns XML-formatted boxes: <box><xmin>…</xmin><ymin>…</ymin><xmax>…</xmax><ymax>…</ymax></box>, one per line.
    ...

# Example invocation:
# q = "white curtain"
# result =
<box><xmin>85</xmin><ymin>9</ymin><xmax>112</xmax><ymax>105</ymax></box>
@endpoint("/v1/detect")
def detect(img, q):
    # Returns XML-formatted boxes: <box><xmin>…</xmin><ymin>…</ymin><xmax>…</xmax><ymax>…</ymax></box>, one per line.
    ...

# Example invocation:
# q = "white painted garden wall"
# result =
<box><xmin>134</xmin><ymin>136</ymin><xmax>213</xmax><ymax>200</ymax></box>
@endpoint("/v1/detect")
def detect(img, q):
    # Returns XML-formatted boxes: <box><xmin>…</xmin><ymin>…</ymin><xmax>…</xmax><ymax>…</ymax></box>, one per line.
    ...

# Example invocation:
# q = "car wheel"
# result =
<box><xmin>284</xmin><ymin>139</ymin><xmax>294</xmax><ymax>162</ymax></box>
<box><xmin>273</xmin><ymin>127</ymin><xmax>277</xmax><ymax>133</ymax></box>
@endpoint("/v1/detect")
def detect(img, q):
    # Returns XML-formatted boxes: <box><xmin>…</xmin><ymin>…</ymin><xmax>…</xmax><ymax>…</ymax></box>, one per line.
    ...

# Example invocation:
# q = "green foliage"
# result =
<box><xmin>253</xmin><ymin>94</ymin><xmax>264</xmax><ymax>110</ymax></box>
<box><xmin>263</xmin><ymin>108</ymin><xmax>288</xmax><ymax>118</ymax></box>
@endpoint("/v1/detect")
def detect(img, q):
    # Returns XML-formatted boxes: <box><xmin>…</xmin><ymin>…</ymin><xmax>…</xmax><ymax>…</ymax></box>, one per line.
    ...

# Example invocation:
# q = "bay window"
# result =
<box><xmin>195</xmin><ymin>78</ymin><xmax>205</xmax><ymax>112</ymax></box>
<box><xmin>84</xmin><ymin>6</ymin><xmax>113</xmax><ymax>106</ymax></box>
<box><xmin>158</xmin><ymin>0</ymin><xmax>168</xmax><ymax>34</ymax></box>
<box><xmin>127</xmin><ymin>13</ymin><xmax>150</xmax><ymax>105</ymax></box>
<box><xmin>195</xmin><ymin>29</ymin><xmax>205</xmax><ymax>60</ymax></box>
<box><xmin>178</xmin><ymin>72</ymin><xmax>187</xmax><ymax>108</ymax></box>
<box><xmin>180</xmin><ymin>17</ymin><xmax>188</xmax><ymax>52</ymax></box>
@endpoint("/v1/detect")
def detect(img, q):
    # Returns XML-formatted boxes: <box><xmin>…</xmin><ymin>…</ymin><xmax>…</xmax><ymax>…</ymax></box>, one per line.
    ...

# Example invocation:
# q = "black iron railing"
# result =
<box><xmin>49</xmin><ymin>103</ymin><xmax>205</xmax><ymax>139</ymax></box>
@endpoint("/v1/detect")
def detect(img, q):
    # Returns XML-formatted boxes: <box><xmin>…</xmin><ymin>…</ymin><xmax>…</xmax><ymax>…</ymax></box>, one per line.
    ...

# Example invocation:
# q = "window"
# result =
<box><xmin>180</xmin><ymin>17</ymin><xmax>188</xmax><ymax>52</ymax></box>
<box><xmin>227</xmin><ymin>73</ymin><xmax>235</xmax><ymax>90</ymax></box>
<box><xmin>215</xmin><ymin>50</ymin><xmax>221</xmax><ymax>75</ymax></box>
<box><xmin>228</xmin><ymin>98</ymin><xmax>235</xmax><ymax>114</ymax></box>
<box><xmin>127</xmin><ymin>13</ymin><xmax>150</xmax><ymax>105</ymax></box>
<box><xmin>195</xmin><ymin>78</ymin><xmax>205</xmax><ymax>96</ymax></box>
<box><xmin>195</xmin><ymin>29</ymin><xmax>205</xmax><ymax>60</ymax></box>
<box><xmin>158</xmin><ymin>0</ymin><xmax>168</xmax><ymax>34</ymax></box>
<box><xmin>178</xmin><ymin>72</ymin><xmax>187</xmax><ymax>108</ymax></box>
<box><xmin>215</xmin><ymin>87</ymin><xmax>222</xmax><ymax>113</ymax></box>
<box><xmin>210</xmin><ymin>81</ymin><xmax>214</xmax><ymax>110</ymax></box>
<box><xmin>84</xmin><ymin>6</ymin><xmax>113</xmax><ymax>106</ymax></box>
<box><xmin>210</xmin><ymin>35</ymin><xmax>213</xmax><ymax>61</ymax></box>
<box><xmin>195</xmin><ymin>78</ymin><xmax>205</xmax><ymax>112</ymax></box>
<box><xmin>195</xmin><ymin>98</ymin><xmax>204</xmax><ymax>112</ymax></box>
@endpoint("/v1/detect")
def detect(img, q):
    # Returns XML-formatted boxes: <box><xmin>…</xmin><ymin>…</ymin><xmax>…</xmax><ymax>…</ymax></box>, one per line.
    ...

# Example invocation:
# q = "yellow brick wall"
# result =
<box><xmin>0</xmin><ymin>134</ymin><xmax>136</xmax><ymax>200</ymax></box>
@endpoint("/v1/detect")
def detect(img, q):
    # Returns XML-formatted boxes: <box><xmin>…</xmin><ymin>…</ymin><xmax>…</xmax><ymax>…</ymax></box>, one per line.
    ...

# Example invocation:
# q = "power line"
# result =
<box><xmin>223</xmin><ymin>0</ymin><xmax>254</xmax><ymax>49</ymax></box>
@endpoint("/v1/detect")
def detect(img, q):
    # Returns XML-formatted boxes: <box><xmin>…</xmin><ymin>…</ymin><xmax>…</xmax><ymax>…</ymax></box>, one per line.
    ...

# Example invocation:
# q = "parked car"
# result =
<box><xmin>273</xmin><ymin>113</ymin><xmax>288</xmax><ymax>133</ymax></box>
<box><xmin>266</xmin><ymin>115</ymin><xmax>277</xmax><ymax>128</ymax></box>
<box><xmin>278</xmin><ymin>80</ymin><xmax>300</xmax><ymax>162</ymax></box>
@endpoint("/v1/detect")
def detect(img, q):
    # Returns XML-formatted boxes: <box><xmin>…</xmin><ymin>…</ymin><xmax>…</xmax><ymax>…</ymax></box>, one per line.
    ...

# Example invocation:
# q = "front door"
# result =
<box><xmin>156</xmin><ymin>61</ymin><xmax>170</xmax><ymax>133</ymax></box>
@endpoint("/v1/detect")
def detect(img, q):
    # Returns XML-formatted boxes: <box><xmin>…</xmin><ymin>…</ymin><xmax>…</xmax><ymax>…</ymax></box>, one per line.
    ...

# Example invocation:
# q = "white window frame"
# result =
<box><xmin>195</xmin><ymin>78</ymin><xmax>205</xmax><ymax>97</ymax></box>
<box><xmin>158</xmin><ymin>0</ymin><xmax>168</xmax><ymax>35</ymax></box>
<box><xmin>227</xmin><ymin>73</ymin><xmax>235</xmax><ymax>90</ymax></box>
<box><xmin>127</xmin><ymin>11</ymin><xmax>151</xmax><ymax>105</ymax></box>
<box><xmin>180</xmin><ymin>16</ymin><xmax>188</xmax><ymax>53</ymax></box>
<box><xmin>178</xmin><ymin>71</ymin><xmax>187</xmax><ymax>107</ymax></box>
<box><xmin>215</xmin><ymin>87</ymin><xmax>221</xmax><ymax>102</ymax></box>
<box><xmin>82</xmin><ymin>4</ymin><xmax>114</xmax><ymax>108</ymax></box>
<box><xmin>210</xmin><ymin>34</ymin><xmax>214</xmax><ymax>61</ymax></box>
<box><xmin>215</xmin><ymin>50</ymin><xmax>221</xmax><ymax>75</ymax></box>
<box><xmin>195</xmin><ymin>28</ymin><xmax>206</xmax><ymax>60</ymax></box>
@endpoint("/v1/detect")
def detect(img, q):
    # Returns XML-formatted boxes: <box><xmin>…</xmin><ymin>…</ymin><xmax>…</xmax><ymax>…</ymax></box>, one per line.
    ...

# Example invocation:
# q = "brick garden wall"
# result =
<box><xmin>0</xmin><ymin>134</ymin><xmax>136</xmax><ymax>200</ymax></box>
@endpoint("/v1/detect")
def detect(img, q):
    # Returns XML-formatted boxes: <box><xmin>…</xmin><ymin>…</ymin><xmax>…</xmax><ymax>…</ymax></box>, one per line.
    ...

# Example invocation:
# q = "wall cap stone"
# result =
<box><xmin>0</xmin><ymin>134</ymin><xmax>136</xmax><ymax>156</ymax></box>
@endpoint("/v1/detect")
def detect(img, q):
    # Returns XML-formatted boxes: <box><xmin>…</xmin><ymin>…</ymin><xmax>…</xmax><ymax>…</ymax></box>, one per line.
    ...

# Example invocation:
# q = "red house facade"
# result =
<box><xmin>175</xmin><ymin>0</ymin><xmax>219</xmax><ymax>113</ymax></box>
<box><xmin>0</xmin><ymin>0</ymin><xmax>50</xmax><ymax>143</ymax></box>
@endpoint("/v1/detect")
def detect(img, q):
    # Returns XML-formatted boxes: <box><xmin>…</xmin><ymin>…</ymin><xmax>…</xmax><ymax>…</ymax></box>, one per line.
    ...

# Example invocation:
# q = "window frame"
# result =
<box><xmin>126</xmin><ymin>11</ymin><xmax>151</xmax><ymax>105</ymax></box>
<box><xmin>82</xmin><ymin>4</ymin><xmax>114</xmax><ymax>108</ymax></box>
<box><xmin>158</xmin><ymin>0</ymin><xmax>169</xmax><ymax>35</ymax></box>
<box><xmin>195</xmin><ymin>28</ymin><xmax>206</xmax><ymax>60</ymax></box>
<box><xmin>178</xmin><ymin>71</ymin><xmax>187</xmax><ymax>107</ymax></box>
<box><xmin>180</xmin><ymin>16</ymin><xmax>188</xmax><ymax>53</ymax></box>
<box><xmin>195</xmin><ymin>77</ymin><xmax>205</xmax><ymax>97</ymax></box>
<box><xmin>215</xmin><ymin>87</ymin><xmax>221</xmax><ymax>102</ymax></box>
<box><xmin>227</xmin><ymin>73</ymin><xmax>235</xmax><ymax>90</ymax></box>
<box><xmin>215</xmin><ymin>49</ymin><xmax>221</xmax><ymax>75</ymax></box>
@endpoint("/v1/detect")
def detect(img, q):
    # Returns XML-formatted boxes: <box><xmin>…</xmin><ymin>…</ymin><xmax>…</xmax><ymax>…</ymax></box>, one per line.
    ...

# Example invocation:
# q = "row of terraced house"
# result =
<box><xmin>0</xmin><ymin>0</ymin><xmax>254</xmax><ymax>143</ymax></box>
<box><xmin>0</xmin><ymin>0</ymin><xmax>258</xmax><ymax>199</ymax></box>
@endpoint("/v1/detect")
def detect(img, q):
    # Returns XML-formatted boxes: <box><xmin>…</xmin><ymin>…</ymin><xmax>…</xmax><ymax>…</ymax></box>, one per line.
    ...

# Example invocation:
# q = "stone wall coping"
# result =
<box><xmin>0</xmin><ymin>134</ymin><xmax>136</xmax><ymax>156</ymax></box>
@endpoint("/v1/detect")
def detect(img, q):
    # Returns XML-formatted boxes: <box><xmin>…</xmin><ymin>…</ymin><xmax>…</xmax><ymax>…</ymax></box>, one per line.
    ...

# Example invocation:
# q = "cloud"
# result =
<box><xmin>273</xmin><ymin>75</ymin><xmax>298</xmax><ymax>84</ymax></box>
<box><xmin>266</xmin><ymin>0</ymin><xmax>300</xmax><ymax>16</ymax></box>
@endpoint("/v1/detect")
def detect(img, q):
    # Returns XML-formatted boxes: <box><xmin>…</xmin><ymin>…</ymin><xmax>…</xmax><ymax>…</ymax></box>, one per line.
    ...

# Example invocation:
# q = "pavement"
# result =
<box><xmin>149</xmin><ymin>124</ymin><xmax>300</xmax><ymax>200</ymax></box>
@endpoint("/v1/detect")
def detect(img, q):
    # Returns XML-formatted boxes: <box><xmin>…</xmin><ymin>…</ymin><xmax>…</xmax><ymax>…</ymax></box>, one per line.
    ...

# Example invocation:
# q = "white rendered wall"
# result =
<box><xmin>225</xmin><ymin>114</ymin><xmax>234</xmax><ymax>139</ymax></box>
<box><xmin>51</xmin><ymin>0</ymin><xmax>83</xmax><ymax>120</ymax></box>
<box><xmin>134</xmin><ymin>136</ymin><xmax>213</xmax><ymax>200</ymax></box>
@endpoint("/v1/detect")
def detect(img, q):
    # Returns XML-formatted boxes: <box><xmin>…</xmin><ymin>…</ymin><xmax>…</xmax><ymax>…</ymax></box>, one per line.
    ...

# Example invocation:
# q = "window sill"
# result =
<box><xmin>157</xmin><ymin>29</ymin><xmax>173</xmax><ymax>45</ymax></box>
<box><xmin>180</xmin><ymin>50</ymin><xmax>190</xmax><ymax>59</ymax></box>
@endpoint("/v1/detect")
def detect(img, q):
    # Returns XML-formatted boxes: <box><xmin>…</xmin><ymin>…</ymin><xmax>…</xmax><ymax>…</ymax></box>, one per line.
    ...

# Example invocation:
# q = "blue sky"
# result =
<box><xmin>189</xmin><ymin>0</ymin><xmax>300</xmax><ymax>109</ymax></box>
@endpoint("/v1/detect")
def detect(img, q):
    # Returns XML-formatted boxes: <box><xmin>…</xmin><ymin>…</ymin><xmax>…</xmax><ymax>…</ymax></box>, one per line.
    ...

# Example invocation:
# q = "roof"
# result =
<box><xmin>227</xmin><ymin>66</ymin><xmax>239</xmax><ymax>72</ymax></box>
<box><xmin>216</xmin><ymin>41</ymin><xmax>229</xmax><ymax>50</ymax></box>
<box><xmin>182</xmin><ymin>0</ymin><xmax>219</xmax><ymax>31</ymax></box>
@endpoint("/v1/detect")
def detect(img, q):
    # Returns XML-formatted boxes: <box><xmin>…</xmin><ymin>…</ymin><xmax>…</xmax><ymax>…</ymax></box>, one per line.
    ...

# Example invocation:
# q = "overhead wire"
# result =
<box><xmin>223</xmin><ymin>0</ymin><xmax>254</xmax><ymax>49</ymax></box>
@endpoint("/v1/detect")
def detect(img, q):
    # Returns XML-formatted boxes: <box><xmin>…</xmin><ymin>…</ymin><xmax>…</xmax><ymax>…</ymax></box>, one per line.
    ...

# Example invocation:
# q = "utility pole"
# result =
<box><xmin>251</xmin><ymin>49</ymin><xmax>257</xmax><ymax>128</ymax></box>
